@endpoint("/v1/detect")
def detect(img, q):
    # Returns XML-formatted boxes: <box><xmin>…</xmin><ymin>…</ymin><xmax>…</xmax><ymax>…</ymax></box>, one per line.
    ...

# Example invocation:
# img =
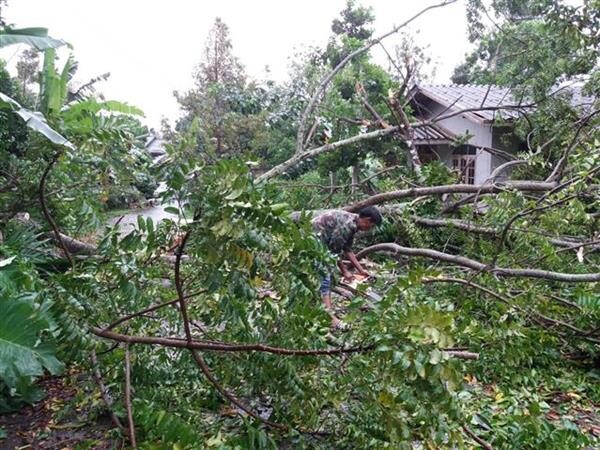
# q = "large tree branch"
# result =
<box><xmin>259</xmin><ymin>126</ymin><xmax>400</xmax><ymax>182</ymax></box>
<box><xmin>411</xmin><ymin>216</ymin><xmax>600</xmax><ymax>250</ymax></box>
<box><xmin>345</xmin><ymin>180</ymin><xmax>557</xmax><ymax>211</ymax></box>
<box><xmin>261</xmin><ymin>102</ymin><xmax>537</xmax><ymax>183</ymax></box>
<box><xmin>357</xmin><ymin>243</ymin><xmax>600</xmax><ymax>282</ymax></box>
<box><xmin>39</xmin><ymin>152</ymin><xmax>73</xmax><ymax>266</ymax></box>
<box><xmin>295</xmin><ymin>0</ymin><xmax>457</xmax><ymax>153</ymax></box>
<box><xmin>91</xmin><ymin>327</ymin><xmax>374</xmax><ymax>356</ymax></box>
<box><xmin>387</xmin><ymin>93</ymin><xmax>423</xmax><ymax>178</ymax></box>
<box><xmin>46</xmin><ymin>231</ymin><xmax>97</xmax><ymax>255</ymax></box>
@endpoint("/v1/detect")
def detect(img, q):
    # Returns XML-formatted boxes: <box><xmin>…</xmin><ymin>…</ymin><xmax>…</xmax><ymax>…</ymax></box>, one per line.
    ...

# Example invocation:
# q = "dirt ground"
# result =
<box><xmin>0</xmin><ymin>376</ymin><xmax>118</xmax><ymax>450</ymax></box>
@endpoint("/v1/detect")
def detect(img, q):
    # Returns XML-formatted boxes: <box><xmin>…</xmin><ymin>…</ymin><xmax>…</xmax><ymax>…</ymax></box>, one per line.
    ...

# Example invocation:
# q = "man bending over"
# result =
<box><xmin>312</xmin><ymin>206</ymin><xmax>382</xmax><ymax>328</ymax></box>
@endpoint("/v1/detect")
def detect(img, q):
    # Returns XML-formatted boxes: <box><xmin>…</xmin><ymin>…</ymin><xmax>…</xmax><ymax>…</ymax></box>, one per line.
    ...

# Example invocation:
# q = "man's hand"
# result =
<box><xmin>355</xmin><ymin>272</ymin><xmax>370</xmax><ymax>281</ymax></box>
<box><xmin>342</xmin><ymin>272</ymin><xmax>355</xmax><ymax>283</ymax></box>
<box><xmin>345</xmin><ymin>251</ymin><xmax>371</xmax><ymax>277</ymax></box>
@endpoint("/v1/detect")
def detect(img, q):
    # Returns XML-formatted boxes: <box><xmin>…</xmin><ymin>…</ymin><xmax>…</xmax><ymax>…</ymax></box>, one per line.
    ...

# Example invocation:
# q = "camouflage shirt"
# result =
<box><xmin>312</xmin><ymin>210</ymin><xmax>359</xmax><ymax>255</ymax></box>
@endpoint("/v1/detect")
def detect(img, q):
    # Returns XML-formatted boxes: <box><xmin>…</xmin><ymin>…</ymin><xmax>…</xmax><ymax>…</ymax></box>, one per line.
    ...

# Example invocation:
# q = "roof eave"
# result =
<box><xmin>415</xmin><ymin>139</ymin><xmax>453</xmax><ymax>146</ymax></box>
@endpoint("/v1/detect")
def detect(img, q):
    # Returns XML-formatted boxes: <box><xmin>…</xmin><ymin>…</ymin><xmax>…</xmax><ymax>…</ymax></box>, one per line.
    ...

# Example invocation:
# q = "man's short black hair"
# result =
<box><xmin>358</xmin><ymin>206</ymin><xmax>382</xmax><ymax>226</ymax></box>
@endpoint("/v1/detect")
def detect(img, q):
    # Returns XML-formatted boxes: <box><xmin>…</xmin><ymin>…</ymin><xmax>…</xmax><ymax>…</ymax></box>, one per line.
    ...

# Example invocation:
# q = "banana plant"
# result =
<box><xmin>39</xmin><ymin>49</ymin><xmax>75</xmax><ymax>116</ymax></box>
<box><xmin>0</xmin><ymin>27</ymin><xmax>67</xmax><ymax>50</ymax></box>
<box><xmin>0</xmin><ymin>92</ymin><xmax>73</xmax><ymax>148</ymax></box>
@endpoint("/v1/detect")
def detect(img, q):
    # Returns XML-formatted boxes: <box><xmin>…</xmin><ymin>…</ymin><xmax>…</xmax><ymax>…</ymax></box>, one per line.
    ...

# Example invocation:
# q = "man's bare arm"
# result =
<box><xmin>337</xmin><ymin>257</ymin><xmax>354</xmax><ymax>280</ymax></box>
<box><xmin>344</xmin><ymin>250</ymin><xmax>369</xmax><ymax>276</ymax></box>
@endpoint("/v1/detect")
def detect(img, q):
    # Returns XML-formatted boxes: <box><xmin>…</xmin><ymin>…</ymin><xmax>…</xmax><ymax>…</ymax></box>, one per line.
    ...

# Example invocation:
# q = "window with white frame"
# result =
<box><xmin>452</xmin><ymin>156</ymin><xmax>475</xmax><ymax>184</ymax></box>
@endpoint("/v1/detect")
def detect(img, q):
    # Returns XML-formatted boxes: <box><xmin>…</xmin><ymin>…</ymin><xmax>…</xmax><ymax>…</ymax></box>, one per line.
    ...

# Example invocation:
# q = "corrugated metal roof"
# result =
<box><xmin>413</xmin><ymin>123</ymin><xmax>455</xmax><ymax>143</ymax></box>
<box><xmin>413</xmin><ymin>84</ymin><xmax>524</xmax><ymax>122</ymax></box>
<box><xmin>411</xmin><ymin>83</ymin><xmax>596</xmax><ymax>123</ymax></box>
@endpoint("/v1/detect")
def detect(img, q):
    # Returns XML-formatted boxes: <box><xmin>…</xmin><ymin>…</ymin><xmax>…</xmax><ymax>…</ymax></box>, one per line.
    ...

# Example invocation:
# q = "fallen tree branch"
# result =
<box><xmin>346</xmin><ymin>181</ymin><xmax>557</xmax><ymax>211</ymax></box>
<box><xmin>357</xmin><ymin>243</ymin><xmax>600</xmax><ymax>282</ymax></box>
<box><xmin>462</xmin><ymin>425</ymin><xmax>494</xmax><ymax>450</ymax></box>
<box><xmin>92</xmin><ymin>327</ymin><xmax>482</xmax><ymax>361</ymax></box>
<box><xmin>411</xmin><ymin>216</ymin><xmax>600</xmax><ymax>250</ymax></box>
<box><xmin>442</xmin><ymin>350</ymin><xmax>479</xmax><ymax>360</ymax></box>
<box><xmin>45</xmin><ymin>231</ymin><xmax>97</xmax><ymax>255</ymax></box>
<box><xmin>260</xmin><ymin>126</ymin><xmax>400</xmax><ymax>182</ymax></box>
<box><xmin>92</xmin><ymin>327</ymin><xmax>375</xmax><ymax>356</ymax></box>
<box><xmin>420</xmin><ymin>277</ymin><xmax>600</xmax><ymax>343</ymax></box>
<box><xmin>387</xmin><ymin>92</ymin><xmax>423</xmax><ymax>178</ymax></box>
<box><xmin>262</xmin><ymin>103</ymin><xmax>538</xmax><ymax>183</ymax></box>
<box><xmin>39</xmin><ymin>152</ymin><xmax>73</xmax><ymax>266</ymax></box>
<box><xmin>90</xmin><ymin>350</ymin><xmax>125</xmax><ymax>432</ymax></box>
<box><xmin>295</xmin><ymin>0</ymin><xmax>457</xmax><ymax>153</ymax></box>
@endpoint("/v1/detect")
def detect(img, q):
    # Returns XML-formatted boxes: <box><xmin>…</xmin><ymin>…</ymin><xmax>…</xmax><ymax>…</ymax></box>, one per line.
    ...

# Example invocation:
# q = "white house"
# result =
<box><xmin>145</xmin><ymin>129</ymin><xmax>168</xmax><ymax>165</ymax></box>
<box><xmin>408</xmin><ymin>84</ymin><xmax>595</xmax><ymax>184</ymax></box>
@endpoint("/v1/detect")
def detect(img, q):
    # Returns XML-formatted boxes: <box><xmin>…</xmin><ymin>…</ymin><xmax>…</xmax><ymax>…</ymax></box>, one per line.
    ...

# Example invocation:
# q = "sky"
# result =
<box><xmin>1</xmin><ymin>0</ymin><xmax>471</xmax><ymax>129</ymax></box>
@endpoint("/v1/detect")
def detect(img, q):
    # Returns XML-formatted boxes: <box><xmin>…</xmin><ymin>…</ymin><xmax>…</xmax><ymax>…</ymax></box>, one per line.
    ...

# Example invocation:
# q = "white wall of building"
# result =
<box><xmin>426</xmin><ymin>103</ymin><xmax>495</xmax><ymax>184</ymax></box>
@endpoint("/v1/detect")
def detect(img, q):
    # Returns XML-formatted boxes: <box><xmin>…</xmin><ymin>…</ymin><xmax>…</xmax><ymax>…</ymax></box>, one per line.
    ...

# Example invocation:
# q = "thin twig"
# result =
<box><xmin>90</xmin><ymin>350</ymin><xmax>124</xmax><ymax>432</ymax></box>
<box><xmin>124</xmin><ymin>343</ymin><xmax>137</xmax><ymax>448</ymax></box>
<box><xmin>462</xmin><ymin>425</ymin><xmax>494</xmax><ymax>450</ymax></box>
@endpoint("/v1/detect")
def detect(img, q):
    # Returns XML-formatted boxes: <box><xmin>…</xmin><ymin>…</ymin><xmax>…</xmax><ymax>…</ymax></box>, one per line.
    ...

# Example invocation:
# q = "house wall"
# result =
<box><xmin>426</xmin><ymin>103</ymin><xmax>494</xmax><ymax>184</ymax></box>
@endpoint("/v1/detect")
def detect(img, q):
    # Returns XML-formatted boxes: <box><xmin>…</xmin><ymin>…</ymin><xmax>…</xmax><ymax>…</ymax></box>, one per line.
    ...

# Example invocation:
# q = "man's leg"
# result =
<box><xmin>320</xmin><ymin>273</ymin><xmax>338</xmax><ymax>326</ymax></box>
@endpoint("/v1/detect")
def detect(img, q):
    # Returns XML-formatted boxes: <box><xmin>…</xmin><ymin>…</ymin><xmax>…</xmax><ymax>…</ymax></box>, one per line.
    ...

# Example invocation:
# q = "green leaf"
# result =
<box><xmin>270</xmin><ymin>202</ymin><xmax>289</xmax><ymax>213</ymax></box>
<box><xmin>429</xmin><ymin>348</ymin><xmax>442</xmax><ymax>365</ymax></box>
<box><xmin>0</xmin><ymin>256</ymin><xmax>16</xmax><ymax>268</ymax></box>
<box><xmin>40</xmin><ymin>48</ymin><xmax>61</xmax><ymax>115</ymax></box>
<box><xmin>137</xmin><ymin>215</ymin><xmax>146</xmax><ymax>232</ymax></box>
<box><xmin>58</xmin><ymin>55</ymin><xmax>76</xmax><ymax>108</ymax></box>
<box><xmin>0</xmin><ymin>27</ymin><xmax>68</xmax><ymax>50</ymax></box>
<box><xmin>64</xmin><ymin>99</ymin><xmax>145</xmax><ymax>118</ymax></box>
<box><xmin>0</xmin><ymin>93</ymin><xmax>19</xmax><ymax>110</ymax></box>
<box><xmin>146</xmin><ymin>217</ymin><xmax>154</xmax><ymax>234</ymax></box>
<box><xmin>15</xmin><ymin>108</ymin><xmax>73</xmax><ymax>147</ymax></box>
<box><xmin>0</xmin><ymin>296</ymin><xmax>63</xmax><ymax>391</ymax></box>
<box><xmin>414</xmin><ymin>360</ymin><xmax>426</xmax><ymax>379</ymax></box>
<box><xmin>225</xmin><ymin>188</ymin><xmax>245</xmax><ymax>200</ymax></box>
<box><xmin>0</xmin><ymin>93</ymin><xmax>73</xmax><ymax>148</ymax></box>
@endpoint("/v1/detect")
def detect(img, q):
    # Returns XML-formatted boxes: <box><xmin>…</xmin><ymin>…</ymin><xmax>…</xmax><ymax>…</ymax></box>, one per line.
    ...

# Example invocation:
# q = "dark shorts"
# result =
<box><xmin>319</xmin><ymin>272</ymin><xmax>332</xmax><ymax>295</ymax></box>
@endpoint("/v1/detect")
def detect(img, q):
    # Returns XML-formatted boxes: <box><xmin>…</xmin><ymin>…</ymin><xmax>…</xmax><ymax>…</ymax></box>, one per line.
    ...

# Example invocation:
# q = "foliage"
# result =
<box><xmin>1</xmin><ymin>3</ymin><xmax>599</xmax><ymax>449</ymax></box>
<box><xmin>455</xmin><ymin>0</ymin><xmax>600</xmax><ymax>97</ymax></box>
<box><xmin>0</xmin><ymin>26</ymin><xmax>67</xmax><ymax>50</ymax></box>
<box><xmin>174</xmin><ymin>17</ymin><xmax>248</xmax><ymax>158</ymax></box>
<box><xmin>0</xmin><ymin>60</ymin><xmax>31</xmax><ymax>155</ymax></box>
<box><xmin>0</xmin><ymin>222</ymin><xmax>64</xmax><ymax>411</ymax></box>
